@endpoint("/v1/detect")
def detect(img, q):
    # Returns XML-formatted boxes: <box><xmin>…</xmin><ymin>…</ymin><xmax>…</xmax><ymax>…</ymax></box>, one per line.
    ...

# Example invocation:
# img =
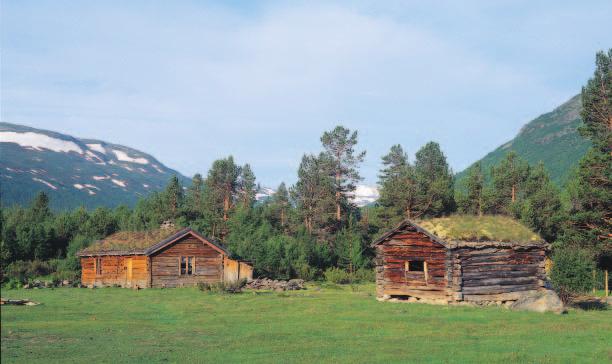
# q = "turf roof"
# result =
<box><xmin>418</xmin><ymin>215</ymin><xmax>541</xmax><ymax>242</ymax></box>
<box><xmin>78</xmin><ymin>228</ymin><xmax>185</xmax><ymax>255</ymax></box>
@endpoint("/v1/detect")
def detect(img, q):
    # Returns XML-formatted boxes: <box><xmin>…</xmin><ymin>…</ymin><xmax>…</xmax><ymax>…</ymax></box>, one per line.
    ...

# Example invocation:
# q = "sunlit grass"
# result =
<box><xmin>1</xmin><ymin>284</ymin><xmax>610</xmax><ymax>363</ymax></box>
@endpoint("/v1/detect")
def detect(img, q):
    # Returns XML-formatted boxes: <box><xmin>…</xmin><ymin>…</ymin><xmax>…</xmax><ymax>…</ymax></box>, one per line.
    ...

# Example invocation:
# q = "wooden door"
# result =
<box><xmin>126</xmin><ymin>257</ymin><xmax>133</xmax><ymax>287</ymax></box>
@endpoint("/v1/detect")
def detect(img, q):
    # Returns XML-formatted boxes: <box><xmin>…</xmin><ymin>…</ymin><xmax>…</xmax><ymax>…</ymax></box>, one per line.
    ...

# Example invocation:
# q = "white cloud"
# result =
<box><xmin>2</xmin><ymin>2</ymin><xmax>610</xmax><ymax>185</ymax></box>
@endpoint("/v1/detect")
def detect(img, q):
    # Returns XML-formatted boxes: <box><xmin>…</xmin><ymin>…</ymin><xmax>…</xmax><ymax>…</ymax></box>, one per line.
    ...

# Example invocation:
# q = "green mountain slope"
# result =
<box><xmin>0</xmin><ymin>122</ymin><xmax>190</xmax><ymax>210</ymax></box>
<box><xmin>456</xmin><ymin>95</ymin><xmax>590</xmax><ymax>186</ymax></box>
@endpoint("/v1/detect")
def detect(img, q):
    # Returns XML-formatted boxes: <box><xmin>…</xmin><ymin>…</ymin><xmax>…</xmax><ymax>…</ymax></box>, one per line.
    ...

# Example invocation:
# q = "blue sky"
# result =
<box><xmin>2</xmin><ymin>1</ymin><xmax>611</xmax><ymax>187</ymax></box>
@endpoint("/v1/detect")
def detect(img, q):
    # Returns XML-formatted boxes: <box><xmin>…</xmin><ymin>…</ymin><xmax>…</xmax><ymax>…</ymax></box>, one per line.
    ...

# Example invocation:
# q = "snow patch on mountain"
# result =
<box><xmin>93</xmin><ymin>175</ymin><xmax>110</xmax><ymax>180</ymax></box>
<box><xmin>350</xmin><ymin>185</ymin><xmax>379</xmax><ymax>207</ymax></box>
<box><xmin>85</xmin><ymin>150</ymin><xmax>106</xmax><ymax>164</ymax></box>
<box><xmin>111</xmin><ymin>179</ymin><xmax>127</xmax><ymax>187</ymax></box>
<box><xmin>32</xmin><ymin>177</ymin><xmax>58</xmax><ymax>190</ymax></box>
<box><xmin>112</xmin><ymin>150</ymin><xmax>149</xmax><ymax>164</ymax></box>
<box><xmin>86</xmin><ymin>143</ymin><xmax>106</xmax><ymax>154</ymax></box>
<box><xmin>1</xmin><ymin>131</ymin><xmax>83</xmax><ymax>154</ymax></box>
<box><xmin>256</xmin><ymin>186</ymin><xmax>276</xmax><ymax>201</ymax></box>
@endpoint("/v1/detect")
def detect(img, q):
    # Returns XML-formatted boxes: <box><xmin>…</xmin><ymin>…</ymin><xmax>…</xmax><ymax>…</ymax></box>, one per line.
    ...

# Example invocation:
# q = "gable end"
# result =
<box><xmin>145</xmin><ymin>229</ymin><xmax>228</xmax><ymax>256</ymax></box>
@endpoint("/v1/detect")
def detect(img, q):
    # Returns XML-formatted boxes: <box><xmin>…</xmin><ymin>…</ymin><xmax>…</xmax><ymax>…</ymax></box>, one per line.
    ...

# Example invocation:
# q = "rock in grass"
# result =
<box><xmin>510</xmin><ymin>290</ymin><xmax>566</xmax><ymax>314</ymax></box>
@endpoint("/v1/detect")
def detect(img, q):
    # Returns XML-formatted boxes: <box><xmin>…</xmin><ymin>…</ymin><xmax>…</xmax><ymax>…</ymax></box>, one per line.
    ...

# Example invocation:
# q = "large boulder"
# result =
<box><xmin>510</xmin><ymin>290</ymin><xmax>566</xmax><ymax>314</ymax></box>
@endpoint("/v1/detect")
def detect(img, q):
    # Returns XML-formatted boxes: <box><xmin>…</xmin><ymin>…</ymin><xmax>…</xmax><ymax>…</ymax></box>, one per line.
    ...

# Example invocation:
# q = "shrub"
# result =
<box><xmin>353</xmin><ymin>268</ymin><xmax>375</xmax><ymax>283</ymax></box>
<box><xmin>324</xmin><ymin>268</ymin><xmax>352</xmax><ymax>284</ymax></box>
<box><xmin>550</xmin><ymin>247</ymin><xmax>596</xmax><ymax>294</ymax></box>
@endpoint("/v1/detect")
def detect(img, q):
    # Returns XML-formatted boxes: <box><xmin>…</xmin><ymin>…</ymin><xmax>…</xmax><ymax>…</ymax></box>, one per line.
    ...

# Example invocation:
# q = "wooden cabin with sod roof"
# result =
<box><xmin>372</xmin><ymin>215</ymin><xmax>550</xmax><ymax>305</ymax></box>
<box><xmin>77</xmin><ymin>227</ymin><xmax>252</xmax><ymax>288</ymax></box>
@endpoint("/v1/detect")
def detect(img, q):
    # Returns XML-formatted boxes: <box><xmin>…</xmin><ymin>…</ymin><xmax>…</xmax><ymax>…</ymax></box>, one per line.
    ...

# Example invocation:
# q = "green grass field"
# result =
<box><xmin>1</xmin><ymin>284</ymin><xmax>611</xmax><ymax>363</ymax></box>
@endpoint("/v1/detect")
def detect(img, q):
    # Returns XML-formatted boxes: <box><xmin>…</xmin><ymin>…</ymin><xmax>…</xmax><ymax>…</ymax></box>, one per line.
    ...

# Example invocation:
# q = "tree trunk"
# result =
<box><xmin>223</xmin><ymin>194</ymin><xmax>229</xmax><ymax>221</ymax></box>
<box><xmin>511</xmin><ymin>185</ymin><xmax>516</xmax><ymax>202</ymax></box>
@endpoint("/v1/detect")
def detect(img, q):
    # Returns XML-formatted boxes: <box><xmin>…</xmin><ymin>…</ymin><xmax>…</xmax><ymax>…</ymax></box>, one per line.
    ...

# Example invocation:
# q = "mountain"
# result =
<box><xmin>350</xmin><ymin>185</ymin><xmax>379</xmax><ymax>207</ymax></box>
<box><xmin>0</xmin><ymin>122</ymin><xmax>190</xmax><ymax>210</ymax></box>
<box><xmin>455</xmin><ymin>95</ymin><xmax>590</xmax><ymax>187</ymax></box>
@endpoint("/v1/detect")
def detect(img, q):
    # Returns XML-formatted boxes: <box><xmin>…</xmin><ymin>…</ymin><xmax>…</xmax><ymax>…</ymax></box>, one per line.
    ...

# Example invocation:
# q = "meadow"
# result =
<box><xmin>1</xmin><ymin>284</ymin><xmax>610</xmax><ymax>363</ymax></box>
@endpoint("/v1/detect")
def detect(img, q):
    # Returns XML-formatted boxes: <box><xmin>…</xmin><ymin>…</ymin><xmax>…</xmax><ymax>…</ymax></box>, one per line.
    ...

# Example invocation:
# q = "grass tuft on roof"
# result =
<box><xmin>418</xmin><ymin>215</ymin><xmax>541</xmax><ymax>242</ymax></box>
<box><xmin>79</xmin><ymin>228</ymin><xmax>184</xmax><ymax>254</ymax></box>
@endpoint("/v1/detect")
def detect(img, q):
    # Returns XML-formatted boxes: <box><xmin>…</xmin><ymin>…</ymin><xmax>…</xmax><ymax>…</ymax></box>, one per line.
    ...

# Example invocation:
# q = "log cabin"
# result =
<box><xmin>77</xmin><ymin>227</ymin><xmax>253</xmax><ymax>288</ymax></box>
<box><xmin>372</xmin><ymin>215</ymin><xmax>549</xmax><ymax>305</ymax></box>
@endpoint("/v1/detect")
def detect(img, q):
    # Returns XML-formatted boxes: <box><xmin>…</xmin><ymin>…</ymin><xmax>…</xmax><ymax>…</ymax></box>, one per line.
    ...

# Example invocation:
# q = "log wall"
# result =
<box><xmin>80</xmin><ymin>255</ymin><xmax>149</xmax><ymax>288</ymax></box>
<box><xmin>453</xmin><ymin>246</ymin><xmax>547</xmax><ymax>302</ymax></box>
<box><xmin>376</xmin><ymin>228</ymin><xmax>449</xmax><ymax>301</ymax></box>
<box><xmin>150</xmin><ymin>236</ymin><xmax>224</xmax><ymax>288</ymax></box>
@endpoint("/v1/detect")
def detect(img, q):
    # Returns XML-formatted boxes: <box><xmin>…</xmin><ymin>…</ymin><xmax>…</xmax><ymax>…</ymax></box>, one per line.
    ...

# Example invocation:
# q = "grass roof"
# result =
<box><xmin>418</xmin><ymin>215</ymin><xmax>541</xmax><ymax>242</ymax></box>
<box><xmin>79</xmin><ymin>228</ymin><xmax>184</xmax><ymax>255</ymax></box>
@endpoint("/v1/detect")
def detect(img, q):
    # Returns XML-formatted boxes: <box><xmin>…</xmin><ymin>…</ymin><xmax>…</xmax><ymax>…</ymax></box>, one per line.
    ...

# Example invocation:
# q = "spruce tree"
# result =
<box><xmin>320</xmin><ymin>126</ymin><xmax>366</xmax><ymax>222</ymax></box>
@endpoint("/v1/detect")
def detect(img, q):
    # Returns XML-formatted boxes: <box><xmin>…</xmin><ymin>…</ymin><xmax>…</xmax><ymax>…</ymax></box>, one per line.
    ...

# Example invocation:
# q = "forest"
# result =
<box><xmin>1</xmin><ymin>50</ymin><xmax>610</xmax><ymax>294</ymax></box>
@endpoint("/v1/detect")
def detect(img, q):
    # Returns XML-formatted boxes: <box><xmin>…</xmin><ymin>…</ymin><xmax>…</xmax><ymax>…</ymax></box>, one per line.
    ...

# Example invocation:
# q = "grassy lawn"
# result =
<box><xmin>1</xmin><ymin>284</ymin><xmax>611</xmax><ymax>363</ymax></box>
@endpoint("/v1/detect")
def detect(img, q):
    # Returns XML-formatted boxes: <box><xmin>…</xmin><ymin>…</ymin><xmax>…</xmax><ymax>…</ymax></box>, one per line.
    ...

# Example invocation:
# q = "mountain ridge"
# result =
<box><xmin>0</xmin><ymin>122</ymin><xmax>190</xmax><ymax>210</ymax></box>
<box><xmin>455</xmin><ymin>94</ymin><xmax>589</xmax><ymax>186</ymax></box>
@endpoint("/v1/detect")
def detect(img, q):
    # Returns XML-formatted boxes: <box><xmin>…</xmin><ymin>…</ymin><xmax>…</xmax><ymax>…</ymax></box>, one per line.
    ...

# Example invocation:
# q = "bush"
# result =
<box><xmin>353</xmin><ymin>268</ymin><xmax>375</xmax><ymax>283</ymax></box>
<box><xmin>324</xmin><ymin>268</ymin><xmax>352</xmax><ymax>284</ymax></box>
<box><xmin>550</xmin><ymin>247</ymin><xmax>596</xmax><ymax>294</ymax></box>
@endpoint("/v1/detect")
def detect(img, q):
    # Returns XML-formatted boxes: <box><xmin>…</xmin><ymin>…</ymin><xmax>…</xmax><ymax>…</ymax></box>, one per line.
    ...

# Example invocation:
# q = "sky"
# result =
<box><xmin>2</xmin><ymin>1</ymin><xmax>611</xmax><ymax>187</ymax></box>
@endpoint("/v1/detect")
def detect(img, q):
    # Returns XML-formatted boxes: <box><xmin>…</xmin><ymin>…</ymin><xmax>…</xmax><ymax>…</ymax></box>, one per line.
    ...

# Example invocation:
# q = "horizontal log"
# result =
<box><xmin>462</xmin><ymin>290</ymin><xmax>539</xmax><ymax>302</ymax></box>
<box><xmin>462</xmin><ymin>277</ymin><xmax>543</xmax><ymax>287</ymax></box>
<box><xmin>462</xmin><ymin>283</ymin><xmax>541</xmax><ymax>295</ymax></box>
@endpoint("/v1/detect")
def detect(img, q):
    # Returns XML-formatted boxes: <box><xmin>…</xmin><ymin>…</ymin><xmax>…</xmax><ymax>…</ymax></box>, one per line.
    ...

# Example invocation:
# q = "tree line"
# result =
<box><xmin>1</xmin><ymin>50</ymin><xmax>609</xmax><ymax>288</ymax></box>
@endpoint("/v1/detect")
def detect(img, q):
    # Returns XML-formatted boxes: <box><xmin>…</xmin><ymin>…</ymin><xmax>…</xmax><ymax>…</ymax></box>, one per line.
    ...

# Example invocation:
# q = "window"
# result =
<box><xmin>95</xmin><ymin>257</ymin><xmax>102</xmax><ymax>275</ymax></box>
<box><xmin>180</xmin><ymin>256</ymin><xmax>195</xmax><ymax>276</ymax></box>
<box><xmin>405</xmin><ymin>260</ymin><xmax>424</xmax><ymax>272</ymax></box>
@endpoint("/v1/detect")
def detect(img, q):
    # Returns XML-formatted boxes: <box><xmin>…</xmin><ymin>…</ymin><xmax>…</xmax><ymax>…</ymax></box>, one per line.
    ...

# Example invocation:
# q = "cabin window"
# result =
<box><xmin>405</xmin><ymin>260</ymin><xmax>425</xmax><ymax>272</ymax></box>
<box><xmin>180</xmin><ymin>256</ymin><xmax>195</xmax><ymax>276</ymax></box>
<box><xmin>95</xmin><ymin>257</ymin><xmax>102</xmax><ymax>275</ymax></box>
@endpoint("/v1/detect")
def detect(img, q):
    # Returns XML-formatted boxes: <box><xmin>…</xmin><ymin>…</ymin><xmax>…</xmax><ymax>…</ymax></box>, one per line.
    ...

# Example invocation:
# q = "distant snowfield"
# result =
<box><xmin>350</xmin><ymin>185</ymin><xmax>379</xmax><ymax>207</ymax></box>
<box><xmin>111</xmin><ymin>178</ymin><xmax>127</xmax><ymax>187</ymax></box>
<box><xmin>86</xmin><ymin>143</ymin><xmax>106</xmax><ymax>154</ymax></box>
<box><xmin>0</xmin><ymin>131</ymin><xmax>83</xmax><ymax>154</ymax></box>
<box><xmin>112</xmin><ymin>150</ymin><xmax>149</xmax><ymax>164</ymax></box>
<box><xmin>32</xmin><ymin>177</ymin><xmax>58</xmax><ymax>190</ymax></box>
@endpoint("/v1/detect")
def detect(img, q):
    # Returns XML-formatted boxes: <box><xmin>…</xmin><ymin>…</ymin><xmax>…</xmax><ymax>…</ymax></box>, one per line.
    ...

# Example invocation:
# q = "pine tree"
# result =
<box><xmin>413</xmin><ymin>142</ymin><xmax>455</xmax><ymax>217</ymax></box>
<box><xmin>271</xmin><ymin>182</ymin><xmax>290</xmax><ymax>229</ymax></box>
<box><xmin>579</xmin><ymin>49</ymin><xmax>611</xmax><ymax>152</ymax></box>
<box><xmin>490</xmin><ymin>152</ymin><xmax>530</xmax><ymax>215</ymax></box>
<box><xmin>520</xmin><ymin>163</ymin><xmax>563</xmax><ymax>242</ymax></box>
<box><xmin>164</xmin><ymin>175</ymin><xmax>184</xmax><ymax>219</ymax></box>
<box><xmin>186</xmin><ymin>173</ymin><xmax>204</xmax><ymax>219</ymax></box>
<box><xmin>377</xmin><ymin>144</ymin><xmax>417</xmax><ymax>226</ymax></box>
<box><xmin>460</xmin><ymin>162</ymin><xmax>485</xmax><ymax>216</ymax></box>
<box><xmin>562</xmin><ymin>49</ymin><xmax>611</xmax><ymax>263</ymax></box>
<box><xmin>291</xmin><ymin>153</ymin><xmax>335</xmax><ymax>235</ymax></box>
<box><xmin>238</xmin><ymin>164</ymin><xmax>256</xmax><ymax>209</ymax></box>
<box><xmin>204</xmin><ymin>156</ymin><xmax>240</xmax><ymax>224</ymax></box>
<box><xmin>320</xmin><ymin>126</ymin><xmax>366</xmax><ymax>222</ymax></box>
